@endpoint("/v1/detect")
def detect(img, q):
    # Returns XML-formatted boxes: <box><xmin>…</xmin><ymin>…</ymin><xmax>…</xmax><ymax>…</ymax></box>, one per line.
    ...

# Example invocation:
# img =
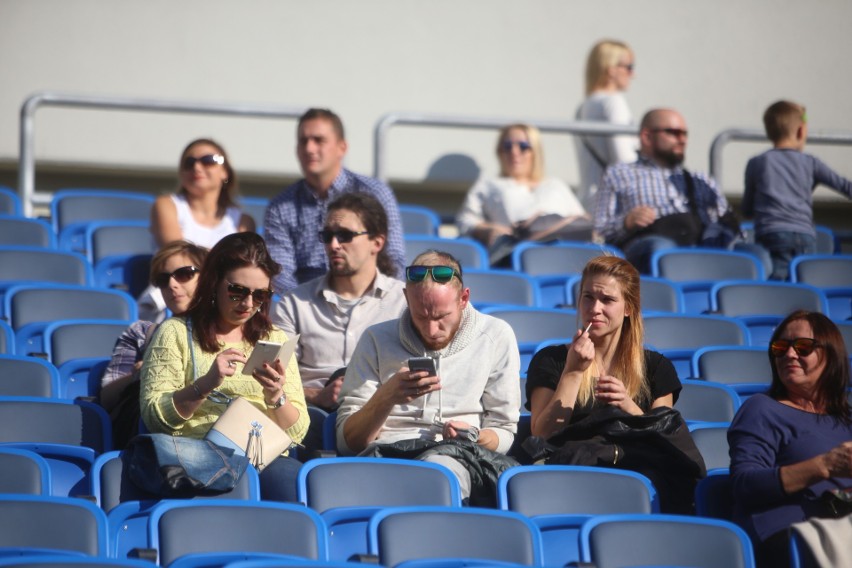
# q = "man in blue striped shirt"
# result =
<box><xmin>264</xmin><ymin>108</ymin><xmax>406</xmax><ymax>294</ymax></box>
<box><xmin>593</xmin><ymin>108</ymin><xmax>733</xmax><ymax>273</ymax></box>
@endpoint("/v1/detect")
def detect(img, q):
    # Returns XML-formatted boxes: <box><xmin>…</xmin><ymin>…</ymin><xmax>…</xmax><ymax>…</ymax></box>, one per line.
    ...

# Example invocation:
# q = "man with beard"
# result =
<box><xmin>593</xmin><ymin>108</ymin><xmax>735</xmax><ymax>273</ymax></box>
<box><xmin>273</xmin><ymin>192</ymin><xmax>405</xmax><ymax>412</ymax></box>
<box><xmin>336</xmin><ymin>250</ymin><xmax>520</xmax><ymax>503</ymax></box>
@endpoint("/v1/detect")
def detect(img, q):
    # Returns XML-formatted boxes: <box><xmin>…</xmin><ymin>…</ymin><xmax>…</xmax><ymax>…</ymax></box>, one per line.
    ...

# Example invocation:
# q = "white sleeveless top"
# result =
<box><xmin>169</xmin><ymin>193</ymin><xmax>243</xmax><ymax>248</ymax></box>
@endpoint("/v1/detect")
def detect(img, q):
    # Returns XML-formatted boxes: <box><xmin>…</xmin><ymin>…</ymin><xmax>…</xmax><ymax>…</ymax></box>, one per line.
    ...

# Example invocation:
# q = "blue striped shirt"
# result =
<box><xmin>594</xmin><ymin>156</ymin><xmax>730</xmax><ymax>244</ymax></box>
<box><xmin>264</xmin><ymin>168</ymin><xmax>406</xmax><ymax>295</ymax></box>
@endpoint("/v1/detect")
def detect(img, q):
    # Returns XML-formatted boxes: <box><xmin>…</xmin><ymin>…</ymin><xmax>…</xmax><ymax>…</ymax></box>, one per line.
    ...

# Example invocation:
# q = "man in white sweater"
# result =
<box><xmin>336</xmin><ymin>250</ymin><xmax>521</xmax><ymax>498</ymax></box>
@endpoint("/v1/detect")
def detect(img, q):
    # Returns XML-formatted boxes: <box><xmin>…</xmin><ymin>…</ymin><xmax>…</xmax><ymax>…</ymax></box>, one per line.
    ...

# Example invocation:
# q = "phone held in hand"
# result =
<box><xmin>408</xmin><ymin>356</ymin><xmax>437</xmax><ymax>376</ymax></box>
<box><xmin>242</xmin><ymin>334</ymin><xmax>300</xmax><ymax>375</ymax></box>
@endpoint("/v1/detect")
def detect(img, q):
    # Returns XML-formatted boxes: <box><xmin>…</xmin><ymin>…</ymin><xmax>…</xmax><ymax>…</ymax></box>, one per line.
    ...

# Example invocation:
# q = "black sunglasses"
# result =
<box><xmin>770</xmin><ymin>338</ymin><xmax>821</xmax><ymax>357</ymax></box>
<box><xmin>181</xmin><ymin>153</ymin><xmax>225</xmax><ymax>170</ymax></box>
<box><xmin>153</xmin><ymin>266</ymin><xmax>199</xmax><ymax>288</ymax></box>
<box><xmin>405</xmin><ymin>265</ymin><xmax>462</xmax><ymax>284</ymax></box>
<box><xmin>226</xmin><ymin>282</ymin><xmax>274</xmax><ymax>305</ymax></box>
<box><xmin>318</xmin><ymin>228</ymin><xmax>370</xmax><ymax>244</ymax></box>
<box><xmin>501</xmin><ymin>140</ymin><xmax>532</xmax><ymax>153</ymax></box>
<box><xmin>651</xmin><ymin>128</ymin><xmax>688</xmax><ymax>138</ymax></box>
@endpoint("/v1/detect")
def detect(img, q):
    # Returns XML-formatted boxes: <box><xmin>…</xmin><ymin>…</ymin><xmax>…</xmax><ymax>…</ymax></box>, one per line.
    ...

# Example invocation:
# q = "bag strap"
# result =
<box><xmin>186</xmin><ymin>318</ymin><xmax>232</xmax><ymax>405</ymax></box>
<box><xmin>681</xmin><ymin>168</ymin><xmax>700</xmax><ymax>218</ymax></box>
<box><xmin>575</xmin><ymin>106</ymin><xmax>609</xmax><ymax>169</ymax></box>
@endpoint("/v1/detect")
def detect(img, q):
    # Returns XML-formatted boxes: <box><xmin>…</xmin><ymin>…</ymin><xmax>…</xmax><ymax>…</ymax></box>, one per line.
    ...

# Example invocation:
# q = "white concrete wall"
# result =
<box><xmin>1</xmin><ymin>0</ymin><xmax>851</xmax><ymax>200</ymax></box>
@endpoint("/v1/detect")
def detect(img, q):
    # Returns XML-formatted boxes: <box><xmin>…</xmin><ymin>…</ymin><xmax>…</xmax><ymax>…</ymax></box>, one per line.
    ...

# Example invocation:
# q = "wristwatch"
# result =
<box><xmin>266</xmin><ymin>393</ymin><xmax>287</xmax><ymax>409</ymax></box>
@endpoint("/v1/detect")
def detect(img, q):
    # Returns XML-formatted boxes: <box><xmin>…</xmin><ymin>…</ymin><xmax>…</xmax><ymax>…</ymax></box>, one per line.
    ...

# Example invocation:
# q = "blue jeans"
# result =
<box><xmin>623</xmin><ymin>235</ymin><xmax>679</xmax><ymax>275</ymax></box>
<box><xmin>259</xmin><ymin>455</ymin><xmax>302</xmax><ymax>502</ymax></box>
<box><xmin>757</xmin><ymin>231</ymin><xmax>817</xmax><ymax>281</ymax></box>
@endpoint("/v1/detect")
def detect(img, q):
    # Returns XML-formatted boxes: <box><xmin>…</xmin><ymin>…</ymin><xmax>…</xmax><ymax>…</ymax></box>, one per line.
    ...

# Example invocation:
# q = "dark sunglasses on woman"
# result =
<box><xmin>501</xmin><ymin>140</ymin><xmax>532</xmax><ymax>153</ymax></box>
<box><xmin>226</xmin><ymin>282</ymin><xmax>274</xmax><ymax>305</ymax></box>
<box><xmin>181</xmin><ymin>154</ymin><xmax>225</xmax><ymax>170</ymax></box>
<box><xmin>154</xmin><ymin>266</ymin><xmax>199</xmax><ymax>289</ymax></box>
<box><xmin>770</xmin><ymin>338</ymin><xmax>821</xmax><ymax>357</ymax></box>
<box><xmin>405</xmin><ymin>265</ymin><xmax>462</xmax><ymax>284</ymax></box>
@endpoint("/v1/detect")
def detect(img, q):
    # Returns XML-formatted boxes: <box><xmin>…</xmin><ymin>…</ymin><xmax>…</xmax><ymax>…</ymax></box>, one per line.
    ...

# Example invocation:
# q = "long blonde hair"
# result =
<box><xmin>584</xmin><ymin>39</ymin><xmax>632</xmax><ymax>96</ymax></box>
<box><xmin>575</xmin><ymin>255</ymin><xmax>650</xmax><ymax>407</ymax></box>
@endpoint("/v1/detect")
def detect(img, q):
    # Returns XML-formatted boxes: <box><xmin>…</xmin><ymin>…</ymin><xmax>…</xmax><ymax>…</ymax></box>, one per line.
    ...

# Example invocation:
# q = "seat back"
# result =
<box><xmin>0</xmin><ymin>354</ymin><xmax>60</xmax><ymax>397</ymax></box>
<box><xmin>44</xmin><ymin>319</ymin><xmax>131</xmax><ymax>367</ymax></box>
<box><xmin>0</xmin><ymin>186</ymin><xmax>22</xmax><ymax>216</ymax></box>
<box><xmin>691</xmin><ymin>346</ymin><xmax>772</xmax><ymax>396</ymax></box>
<box><xmin>404</xmin><ymin>236</ymin><xmax>489</xmax><ymax>269</ymax></box>
<box><xmin>580</xmin><ymin>513</ymin><xmax>755</xmax><ymax>568</ymax></box>
<box><xmin>711</xmin><ymin>280</ymin><xmax>827</xmax><ymax>318</ymax></box>
<box><xmin>695</xmin><ymin>469</ymin><xmax>734</xmax><ymax>520</ymax></box>
<box><xmin>368</xmin><ymin>507</ymin><xmax>542</xmax><ymax>567</ymax></box>
<box><xmin>149</xmin><ymin>500</ymin><xmax>327</xmax><ymax>566</ymax></box>
<box><xmin>0</xmin><ymin>495</ymin><xmax>109</xmax><ymax>557</ymax></box>
<box><xmin>675</xmin><ymin>380</ymin><xmax>741</xmax><ymax>423</ymax></box>
<box><xmin>51</xmin><ymin>189</ymin><xmax>154</xmax><ymax>253</ymax></box>
<box><xmin>512</xmin><ymin>242</ymin><xmax>622</xmax><ymax>276</ymax></box>
<box><xmin>651</xmin><ymin>248</ymin><xmax>765</xmax><ymax>282</ymax></box>
<box><xmin>0</xmin><ymin>215</ymin><xmax>56</xmax><ymax>248</ymax></box>
<box><xmin>0</xmin><ymin>320</ymin><xmax>12</xmax><ymax>354</ymax></box>
<box><xmin>0</xmin><ymin>396</ymin><xmax>111</xmax><ymax>453</ymax></box>
<box><xmin>640</xmin><ymin>276</ymin><xmax>684</xmax><ymax>313</ymax></box>
<box><xmin>0</xmin><ymin>246</ymin><xmax>92</xmax><ymax>290</ymax></box>
<box><xmin>644</xmin><ymin>314</ymin><xmax>749</xmax><ymax>350</ymax></box>
<box><xmin>688</xmin><ymin>424</ymin><xmax>731</xmax><ymax>471</ymax></box>
<box><xmin>240</xmin><ymin>196</ymin><xmax>269</xmax><ymax>235</ymax></box>
<box><xmin>91</xmin><ymin>451</ymin><xmax>260</xmax><ymax>512</ymax></box>
<box><xmin>85</xmin><ymin>221</ymin><xmax>155</xmax><ymax>265</ymax></box>
<box><xmin>497</xmin><ymin>465</ymin><xmax>658</xmax><ymax>516</ymax></box>
<box><xmin>399</xmin><ymin>205</ymin><xmax>442</xmax><ymax>236</ymax></box>
<box><xmin>7</xmin><ymin>284</ymin><xmax>137</xmax><ymax>331</ymax></box>
<box><xmin>790</xmin><ymin>254</ymin><xmax>852</xmax><ymax>288</ymax></box>
<box><xmin>464</xmin><ymin>270</ymin><xmax>541</xmax><ymax>308</ymax></box>
<box><xmin>0</xmin><ymin>448</ymin><xmax>51</xmax><ymax>495</ymax></box>
<box><xmin>480</xmin><ymin>307</ymin><xmax>578</xmax><ymax>345</ymax></box>
<box><xmin>297</xmin><ymin>457</ymin><xmax>462</xmax><ymax>512</ymax></box>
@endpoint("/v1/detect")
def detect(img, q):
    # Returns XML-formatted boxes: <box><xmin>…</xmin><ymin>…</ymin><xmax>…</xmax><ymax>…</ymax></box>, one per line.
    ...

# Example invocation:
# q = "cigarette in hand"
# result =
<box><xmin>584</xmin><ymin>321</ymin><xmax>593</xmax><ymax>334</ymax></box>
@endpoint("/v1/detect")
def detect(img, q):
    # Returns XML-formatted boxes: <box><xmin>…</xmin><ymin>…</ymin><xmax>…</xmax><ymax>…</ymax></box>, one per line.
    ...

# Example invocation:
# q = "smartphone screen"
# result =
<box><xmin>408</xmin><ymin>356</ymin><xmax>437</xmax><ymax>376</ymax></box>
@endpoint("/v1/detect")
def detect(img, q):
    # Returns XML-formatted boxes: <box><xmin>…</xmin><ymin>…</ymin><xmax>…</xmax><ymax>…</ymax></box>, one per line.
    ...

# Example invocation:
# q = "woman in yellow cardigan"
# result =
<box><xmin>140</xmin><ymin>232</ymin><xmax>309</xmax><ymax>501</ymax></box>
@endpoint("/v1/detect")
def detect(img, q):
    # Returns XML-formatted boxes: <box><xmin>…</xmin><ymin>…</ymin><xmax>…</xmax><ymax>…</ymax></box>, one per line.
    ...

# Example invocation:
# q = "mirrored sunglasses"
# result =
<box><xmin>500</xmin><ymin>140</ymin><xmax>532</xmax><ymax>153</ymax></box>
<box><xmin>181</xmin><ymin>153</ymin><xmax>225</xmax><ymax>170</ymax></box>
<box><xmin>770</xmin><ymin>338</ymin><xmax>821</xmax><ymax>357</ymax></box>
<box><xmin>405</xmin><ymin>265</ymin><xmax>462</xmax><ymax>284</ymax></box>
<box><xmin>227</xmin><ymin>282</ymin><xmax>273</xmax><ymax>305</ymax></box>
<box><xmin>318</xmin><ymin>228</ymin><xmax>370</xmax><ymax>244</ymax></box>
<box><xmin>153</xmin><ymin>266</ymin><xmax>199</xmax><ymax>288</ymax></box>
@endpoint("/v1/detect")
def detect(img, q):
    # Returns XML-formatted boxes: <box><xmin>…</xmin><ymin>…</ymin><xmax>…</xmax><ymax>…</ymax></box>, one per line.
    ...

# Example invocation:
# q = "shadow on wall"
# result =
<box><xmin>426</xmin><ymin>153</ymin><xmax>481</xmax><ymax>184</ymax></box>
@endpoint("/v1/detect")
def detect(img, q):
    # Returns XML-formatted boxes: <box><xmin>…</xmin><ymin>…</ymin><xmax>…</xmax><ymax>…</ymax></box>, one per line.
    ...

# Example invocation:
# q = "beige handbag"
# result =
<box><xmin>187</xmin><ymin>321</ymin><xmax>292</xmax><ymax>471</ymax></box>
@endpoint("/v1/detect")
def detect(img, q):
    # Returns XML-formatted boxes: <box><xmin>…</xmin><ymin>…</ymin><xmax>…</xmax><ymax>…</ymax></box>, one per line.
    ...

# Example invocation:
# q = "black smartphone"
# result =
<box><xmin>408</xmin><ymin>356</ymin><xmax>437</xmax><ymax>376</ymax></box>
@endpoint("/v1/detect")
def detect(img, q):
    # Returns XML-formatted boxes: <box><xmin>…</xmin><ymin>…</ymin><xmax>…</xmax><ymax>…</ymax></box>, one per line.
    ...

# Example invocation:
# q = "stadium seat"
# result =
<box><xmin>676</xmin><ymin>380</ymin><xmax>741</xmax><ymax>424</ymax></box>
<box><xmin>688</xmin><ymin>423</ymin><xmax>731</xmax><ymax>471</ymax></box>
<box><xmin>579</xmin><ymin>513</ymin><xmax>755</xmax><ymax>568</ymax></box>
<box><xmin>404</xmin><ymin>236</ymin><xmax>489</xmax><ymax>269</ymax></box>
<box><xmin>0</xmin><ymin>354</ymin><xmax>60</xmax><ymax>398</ymax></box>
<box><xmin>0</xmin><ymin>215</ymin><xmax>56</xmax><ymax>248</ymax></box>
<box><xmin>710</xmin><ymin>280</ymin><xmax>828</xmax><ymax>318</ymax></box>
<box><xmin>0</xmin><ymin>447</ymin><xmax>51</xmax><ymax>495</ymax></box>
<box><xmin>480</xmin><ymin>306</ymin><xmax>578</xmax><ymax>372</ymax></box>
<box><xmin>84</xmin><ymin>220</ymin><xmax>155</xmax><ymax>266</ymax></box>
<box><xmin>691</xmin><ymin>346</ymin><xmax>772</xmax><ymax>396</ymax></box>
<box><xmin>43</xmin><ymin>319</ymin><xmax>130</xmax><ymax>368</ymax></box>
<box><xmin>367</xmin><ymin>506</ymin><xmax>542</xmax><ymax>567</ymax></box>
<box><xmin>463</xmin><ymin>269</ymin><xmax>542</xmax><ymax>309</ymax></box>
<box><xmin>0</xmin><ymin>186</ymin><xmax>22</xmax><ymax>216</ymax></box>
<box><xmin>0</xmin><ymin>247</ymin><xmax>93</xmax><ymax>318</ymax></box>
<box><xmin>0</xmin><ymin>320</ymin><xmax>12</xmax><ymax>354</ymax></box>
<box><xmin>790</xmin><ymin>254</ymin><xmax>852</xmax><ymax>321</ymax></box>
<box><xmin>695</xmin><ymin>469</ymin><xmax>734</xmax><ymax>521</ymax></box>
<box><xmin>399</xmin><ymin>204</ymin><xmax>442</xmax><ymax>236</ymax></box>
<box><xmin>241</xmin><ymin>196</ymin><xmax>270</xmax><ymax>235</ymax></box>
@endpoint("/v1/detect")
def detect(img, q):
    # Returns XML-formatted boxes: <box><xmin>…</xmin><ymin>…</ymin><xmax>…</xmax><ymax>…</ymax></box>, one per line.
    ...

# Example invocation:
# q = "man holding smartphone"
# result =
<box><xmin>337</xmin><ymin>250</ymin><xmax>521</xmax><ymax>503</ymax></box>
<box><xmin>273</xmin><ymin>193</ymin><xmax>406</xmax><ymax>413</ymax></box>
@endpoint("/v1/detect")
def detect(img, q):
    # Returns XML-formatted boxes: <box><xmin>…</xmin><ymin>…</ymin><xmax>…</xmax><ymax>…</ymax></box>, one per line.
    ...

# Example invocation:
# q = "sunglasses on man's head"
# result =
<box><xmin>318</xmin><ymin>228</ymin><xmax>370</xmax><ymax>244</ymax></box>
<box><xmin>501</xmin><ymin>140</ymin><xmax>532</xmax><ymax>153</ymax></box>
<box><xmin>181</xmin><ymin>154</ymin><xmax>225</xmax><ymax>170</ymax></box>
<box><xmin>226</xmin><ymin>282</ymin><xmax>273</xmax><ymax>305</ymax></box>
<box><xmin>153</xmin><ymin>266</ymin><xmax>199</xmax><ymax>289</ymax></box>
<box><xmin>405</xmin><ymin>265</ymin><xmax>462</xmax><ymax>284</ymax></box>
<box><xmin>769</xmin><ymin>338</ymin><xmax>821</xmax><ymax>357</ymax></box>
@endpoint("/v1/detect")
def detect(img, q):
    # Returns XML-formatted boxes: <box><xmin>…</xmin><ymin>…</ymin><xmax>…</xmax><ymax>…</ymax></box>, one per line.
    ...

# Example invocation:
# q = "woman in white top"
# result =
<box><xmin>141</xmin><ymin>139</ymin><xmax>255</xmax><ymax>321</ymax></box>
<box><xmin>151</xmin><ymin>138</ymin><xmax>255</xmax><ymax>249</ymax></box>
<box><xmin>575</xmin><ymin>40</ymin><xmax>639</xmax><ymax>210</ymax></box>
<box><xmin>456</xmin><ymin>123</ymin><xmax>589</xmax><ymax>264</ymax></box>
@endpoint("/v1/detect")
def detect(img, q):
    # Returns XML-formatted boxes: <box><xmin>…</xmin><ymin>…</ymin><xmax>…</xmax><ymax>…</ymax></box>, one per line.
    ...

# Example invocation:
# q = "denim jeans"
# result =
<box><xmin>757</xmin><ymin>231</ymin><xmax>817</xmax><ymax>281</ymax></box>
<box><xmin>623</xmin><ymin>235</ymin><xmax>679</xmax><ymax>274</ymax></box>
<box><xmin>259</xmin><ymin>455</ymin><xmax>302</xmax><ymax>502</ymax></box>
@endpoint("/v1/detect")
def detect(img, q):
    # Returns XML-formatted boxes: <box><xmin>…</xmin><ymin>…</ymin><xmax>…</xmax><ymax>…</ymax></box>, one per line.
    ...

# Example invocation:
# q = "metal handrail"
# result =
<box><xmin>709</xmin><ymin>127</ymin><xmax>852</xmax><ymax>185</ymax></box>
<box><xmin>19</xmin><ymin>91</ymin><xmax>307</xmax><ymax>216</ymax></box>
<box><xmin>373</xmin><ymin>111</ymin><xmax>637</xmax><ymax>182</ymax></box>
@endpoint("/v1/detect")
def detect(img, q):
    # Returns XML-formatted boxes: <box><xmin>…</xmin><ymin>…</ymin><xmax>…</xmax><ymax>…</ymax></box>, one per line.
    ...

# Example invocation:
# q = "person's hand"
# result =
<box><xmin>624</xmin><ymin>206</ymin><xmax>657</xmax><ymax>231</ymax></box>
<box><xmin>594</xmin><ymin>374</ymin><xmax>630</xmax><ymax>409</ymax></box>
<box><xmin>251</xmin><ymin>357</ymin><xmax>286</xmax><ymax>405</ymax></box>
<box><xmin>442</xmin><ymin>420</ymin><xmax>474</xmax><ymax>440</ymax></box>
<box><xmin>313</xmin><ymin>375</ymin><xmax>344</xmax><ymax>410</ymax></box>
<box><xmin>381</xmin><ymin>366</ymin><xmax>442</xmax><ymax>405</ymax></box>
<box><xmin>564</xmin><ymin>326</ymin><xmax>595</xmax><ymax>374</ymax></box>
<box><xmin>486</xmin><ymin>225</ymin><xmax>514</xmax><ymax>246</ymax></box>
<box><xmin>205</xmin><ymin>347</ymin><xmax>247</xmax><ymax>389</ymax></box>
<box><xmin>823</xmin><ymin>441</ymin><xmax>852</xmax><ymax>477</ymax></box>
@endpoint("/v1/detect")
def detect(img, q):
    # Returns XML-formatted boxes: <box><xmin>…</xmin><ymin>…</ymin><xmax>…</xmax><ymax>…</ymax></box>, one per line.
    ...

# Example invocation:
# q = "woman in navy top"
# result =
<box><xmin>729</xmin><ymin>310</ymin><xmax>852</xmax><ymax>567</ymax></box>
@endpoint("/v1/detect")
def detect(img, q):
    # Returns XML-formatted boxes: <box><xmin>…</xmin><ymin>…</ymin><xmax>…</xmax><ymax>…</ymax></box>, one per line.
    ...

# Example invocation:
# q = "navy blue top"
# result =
<box><xmin>728</xmin><ymin>393</ymin><xmax>852</xmax><ymax>542</ymax></box>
